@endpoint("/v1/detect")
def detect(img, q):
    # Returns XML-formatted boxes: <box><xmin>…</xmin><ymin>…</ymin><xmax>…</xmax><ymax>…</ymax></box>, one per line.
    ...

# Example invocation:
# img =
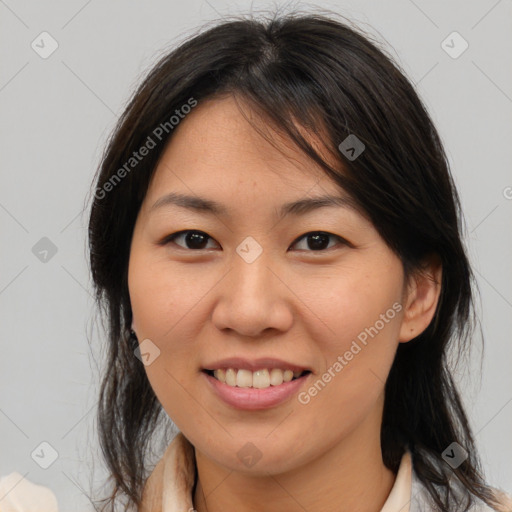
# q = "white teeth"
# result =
<box><xmin>283</xmin><ymin>369</ymin><xmax>294</xmax><ymax>382</ymax></box>
<box><xmin>211</xmin><ymin>368</ymin><xmax>306</xmax><ymax>388</ymax></box>
<box><xmin>269</xmin><ymin>368</ymin><xmax>283</xmax><ymax>386</ymax></box>
<box><xmin>225</xmin><ymin>368</ymin><xmax>236</xmax><ymax>386</ymax></box>
<box><xmin>236</xmin><ymin>369</ymin><xmax>253</xmax><ymax>388</ymax></box>
<box><xmin>253</xmin><ymin>369</ymin><xmax>270</xmax><ymax>389</ymax></box>
<box><xmin>214</xmin><ymin>368</ymin><xmax>226</xmax><ymax>383</ymax></box>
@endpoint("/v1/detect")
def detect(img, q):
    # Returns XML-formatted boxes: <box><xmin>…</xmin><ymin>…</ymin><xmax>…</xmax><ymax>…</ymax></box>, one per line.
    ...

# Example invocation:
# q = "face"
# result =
<box><xmin>128</xmin><ymin>96</ymin><xmax>411</xmax><ymax>476</ymax></box>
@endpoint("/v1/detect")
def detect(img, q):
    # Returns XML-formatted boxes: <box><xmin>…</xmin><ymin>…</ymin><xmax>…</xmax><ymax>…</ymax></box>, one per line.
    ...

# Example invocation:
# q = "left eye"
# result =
<box><xmin>161</xmin><ymin>230</ymin><xmax>348</xmax><ymax>251</ymax></box>
<box><xmin>291</xmin><ymin>231</ymin><xmax>347</xmax><ymax>251</ymax></box>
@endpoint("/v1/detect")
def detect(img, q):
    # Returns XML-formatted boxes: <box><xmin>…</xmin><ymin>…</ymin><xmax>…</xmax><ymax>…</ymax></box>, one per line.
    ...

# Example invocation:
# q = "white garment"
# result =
<box><xmin>140</xmin><ymin>432</ymin><xmax>507</xmax><ymax>511</ymax></box>
<box><xmin>0</xmin><ymin>472</ymin><xmax>58</xmax><ymax>511</ymax></box>
<box><xmin>1</xmin><ymin>433</ymin><xmax>509</xmax><ymax>511</ymax></box>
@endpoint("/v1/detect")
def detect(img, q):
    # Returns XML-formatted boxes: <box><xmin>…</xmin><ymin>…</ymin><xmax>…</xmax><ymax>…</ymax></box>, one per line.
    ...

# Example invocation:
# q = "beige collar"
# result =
<box><xmin>141</xmin><ymin>432</ymin><xmax>413</xmax><ymax>512</ymax></box>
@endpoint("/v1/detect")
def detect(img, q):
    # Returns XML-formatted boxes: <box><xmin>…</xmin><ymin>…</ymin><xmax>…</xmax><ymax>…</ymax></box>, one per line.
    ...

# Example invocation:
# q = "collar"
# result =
<box><xmin>140</xmin><ymin>432</ymin><xmax>413</xmax><ymax>512</ymax></box>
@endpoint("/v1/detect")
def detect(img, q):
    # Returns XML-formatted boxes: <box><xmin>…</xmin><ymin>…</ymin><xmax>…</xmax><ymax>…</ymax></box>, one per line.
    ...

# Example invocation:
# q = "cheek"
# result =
<box><xmin>127</xmin><ymin>247</ymin><xmax>217</xmax><ymax>398</ymax></box>
<box><xmin>128</xmin><ymin>251</ymin><xmax>204</xmax><ymax>428</ymax></box>
<box><xmin>295</xmin><ymin>297</ymin><xmax>402</xmax><ymax>441</ymax></box>
<box><xmin>303</xmin><ymin>263</ymin><xmax>403</xmax><ymax>345</ymax></box>
<box><xmin>128</xmin><ymin>248</ymin><xmax>209</xmax><ymax>340</ymax></box>
<box><xmin>299</xmin><ymin>259</ymin><xmax>404</xmax><ymax>394</ymax></box>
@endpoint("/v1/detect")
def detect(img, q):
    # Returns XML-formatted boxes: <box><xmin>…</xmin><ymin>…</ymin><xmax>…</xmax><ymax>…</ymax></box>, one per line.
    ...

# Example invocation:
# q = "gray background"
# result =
<box><xmin>1</xmin><ymin>0</ymin><xmax>511</xmax><ymax>509</ymax></box>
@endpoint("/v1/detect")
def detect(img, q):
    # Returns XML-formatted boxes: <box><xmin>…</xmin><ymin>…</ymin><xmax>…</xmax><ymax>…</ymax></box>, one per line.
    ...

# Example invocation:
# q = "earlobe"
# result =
<box><xmin>399</xmin><ymin>256</ymin><xmax>442</xmax><ymax>343</ymax></box>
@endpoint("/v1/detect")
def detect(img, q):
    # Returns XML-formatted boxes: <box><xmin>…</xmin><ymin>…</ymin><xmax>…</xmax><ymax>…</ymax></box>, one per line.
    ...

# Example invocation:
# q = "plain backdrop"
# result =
<box><xmin>1</xmin><ymin>0</ymin><xmax>511</xmax><ymax>509</ymax></box>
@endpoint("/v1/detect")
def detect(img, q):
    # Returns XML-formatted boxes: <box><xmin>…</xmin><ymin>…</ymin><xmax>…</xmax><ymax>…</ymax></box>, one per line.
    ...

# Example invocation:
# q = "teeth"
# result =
<box><xmin>212</xmin><ymin>368</ymin><xmax>305</xmax><ymax>389</ymax></box>
<box><xmin>225</xmin><ymin>368</ymin><xmax>236</xmax><ymax>386</ymax></box>
<box><xmin>283</xmin><ymin>369</ymin><xmax>294</xmax><ymax>382</ymax></box>
<box><xmin>253</xmin><ymin>369</ymin><xmax>269</xmax><ymax>388</ymax></box>
<box><xmin>269</xmin><ymin>368</ymin><xmax>283</xmax><ymax>386</ymax></box>
<box><xmin>236</xmin><ymin>369</ymin><xmax>253</xmax><ymax>388</ymax></box>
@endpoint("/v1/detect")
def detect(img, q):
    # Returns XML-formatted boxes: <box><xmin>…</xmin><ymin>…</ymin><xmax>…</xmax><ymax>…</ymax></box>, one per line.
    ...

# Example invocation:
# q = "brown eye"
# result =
<box><xmin>160</xmin><ymin>230</ymin><xmax>350</xmax><ymax>252</ymax></box>
<box><xmin>163</xmin><ymin>230</ymin><xmax>218</xmax><ymax>250</ymax></box>
<box><xmin>291</xmin><ymin>232</ymin><xmax>348</xmax><ymax>251</ymax></box>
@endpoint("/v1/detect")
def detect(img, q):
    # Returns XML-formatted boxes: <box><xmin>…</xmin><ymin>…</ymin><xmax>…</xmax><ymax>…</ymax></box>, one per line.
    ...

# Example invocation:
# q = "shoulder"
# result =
<box><xmin>410</xmin><ymin>460</ymin><xmax>512</xmax><ymax>512</ymax></box>
<box><xmin>140</xmin><ymin>432</ymin><xmax>196</xmax><ymax>511</ymax></box>
<box><xmin>490</xmin><ymin>490</ymin><xmax>512</xmax><ymax>512</ymax></box>
<box><xmin>140</xmin><ymin>451</ymin><xmax>166</xmax><ymax>511</ymax></box>
<box><xmin>0</xmin><ymin>472</ymin><xmax>58</xmax><ymax>511</ymax></box>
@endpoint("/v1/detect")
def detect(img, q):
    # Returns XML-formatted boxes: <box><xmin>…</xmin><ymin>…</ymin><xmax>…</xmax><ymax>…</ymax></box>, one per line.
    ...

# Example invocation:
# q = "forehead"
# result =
<box><xmin>145</xmin><ymin>96</ymin><xmax>347</xmax><ymax>203</ymax></box>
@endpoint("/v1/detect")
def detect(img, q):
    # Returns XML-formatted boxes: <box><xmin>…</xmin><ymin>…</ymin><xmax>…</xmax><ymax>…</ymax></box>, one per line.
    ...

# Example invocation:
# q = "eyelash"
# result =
<box><xmin>159</xmin><ymin>230</ymin><xmax>352</xmax><ymax>252</ymax></box>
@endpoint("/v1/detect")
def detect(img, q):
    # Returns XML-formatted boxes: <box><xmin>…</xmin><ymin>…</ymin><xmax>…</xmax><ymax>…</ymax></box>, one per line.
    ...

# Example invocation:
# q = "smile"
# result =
<box><xmin>203</xmin><ymin>368</ymin><xmax>310</xmax><ymax>389</ymax></box>
<box><xmin>202</xmin><ymin>369</ymin><xmax>312</xmax><ymax>410</ymax></box>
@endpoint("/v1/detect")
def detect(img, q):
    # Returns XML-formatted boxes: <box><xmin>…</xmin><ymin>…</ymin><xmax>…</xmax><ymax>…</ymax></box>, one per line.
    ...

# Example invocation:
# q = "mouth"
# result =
<box><xmin>201</xmin><ymin>367</ymin><xmax>312</xmax><ymax>410</ymax></box>
<box><xmin>201</xmin><ymin>368</ymin><xmax>312</xmax><ymax>389</ymax></box>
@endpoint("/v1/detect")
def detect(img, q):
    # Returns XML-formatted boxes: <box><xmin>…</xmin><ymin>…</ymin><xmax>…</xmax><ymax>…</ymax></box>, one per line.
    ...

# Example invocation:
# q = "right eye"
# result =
<box><xmin>160</xmin><ymin>230</ymin><xmax>220</xmax><ymax>250</ymax></box>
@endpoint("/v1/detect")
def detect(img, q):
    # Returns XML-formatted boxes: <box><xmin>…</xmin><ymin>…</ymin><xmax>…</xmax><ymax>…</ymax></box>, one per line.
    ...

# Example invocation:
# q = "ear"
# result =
<box><xmin>399</xmin><ymin>255</ymin><xmax>443</xmax><ymax>343</ymax></box>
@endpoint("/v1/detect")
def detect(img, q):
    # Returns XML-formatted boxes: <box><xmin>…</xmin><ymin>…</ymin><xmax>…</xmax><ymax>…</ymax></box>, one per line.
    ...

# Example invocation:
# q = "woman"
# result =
<box><xmin>86</xmin><ymin>10</ymin><xmax>510</xmax><ymax>512</ymax></box>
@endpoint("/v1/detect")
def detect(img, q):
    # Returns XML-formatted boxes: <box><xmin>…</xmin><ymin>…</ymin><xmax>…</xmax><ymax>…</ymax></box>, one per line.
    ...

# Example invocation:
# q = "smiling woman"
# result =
<box><xmin>85</xmin><ymin>9</ymin><xmax>510</xmax><ymax>512</ymax></box>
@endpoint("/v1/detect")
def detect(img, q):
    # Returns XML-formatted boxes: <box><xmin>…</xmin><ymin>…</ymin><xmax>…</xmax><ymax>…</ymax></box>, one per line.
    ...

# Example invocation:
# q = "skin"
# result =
<box><xmin>128</xmin><ymin>95</ymin><xmax>442</xmax><ymax>512</ymax></box>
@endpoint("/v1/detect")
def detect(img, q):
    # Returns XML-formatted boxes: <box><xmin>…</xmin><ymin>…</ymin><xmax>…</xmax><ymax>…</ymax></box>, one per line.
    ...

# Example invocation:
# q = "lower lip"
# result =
<box><xmin>202</xmin><ymin>371</ymin><xmax>311</xmax><ymax>410</ymax></box>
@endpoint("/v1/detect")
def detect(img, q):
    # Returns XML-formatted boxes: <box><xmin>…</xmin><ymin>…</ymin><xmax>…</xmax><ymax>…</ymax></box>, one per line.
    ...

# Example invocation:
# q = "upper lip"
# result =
<box><xmin>202</xmin><ymin>357</ymin><xmax>311</xmax><ymax>373</ymax></box>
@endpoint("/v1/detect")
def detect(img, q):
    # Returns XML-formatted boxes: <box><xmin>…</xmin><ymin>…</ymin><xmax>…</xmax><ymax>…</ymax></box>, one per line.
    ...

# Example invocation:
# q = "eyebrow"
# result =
<box><xmin>149</xmin><ymin>192</ymin><xmax>359</xmax><ymax>219</ymax></box>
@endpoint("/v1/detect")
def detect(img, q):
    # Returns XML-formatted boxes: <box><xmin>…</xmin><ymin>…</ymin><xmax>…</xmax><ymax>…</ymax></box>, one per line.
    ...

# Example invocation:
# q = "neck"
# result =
<box><xmin>193</xmin><ymin>410</ymin><xmax>396</xmax><ymax>512</ymax></box>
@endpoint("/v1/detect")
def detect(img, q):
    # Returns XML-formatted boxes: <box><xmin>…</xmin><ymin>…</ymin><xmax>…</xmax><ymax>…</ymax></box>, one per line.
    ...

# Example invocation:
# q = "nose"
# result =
<box><xmin>211</xmin><ymin>250</ymin><xmax>294</xmax><ymax>338</ymax></box>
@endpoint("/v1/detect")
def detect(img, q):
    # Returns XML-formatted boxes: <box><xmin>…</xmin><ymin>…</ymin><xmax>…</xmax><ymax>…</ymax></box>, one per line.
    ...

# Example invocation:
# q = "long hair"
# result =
<box><xmin>87</xmin><ymin>9</ymin><xmax>504</xmax><ymax>511</ymax></box>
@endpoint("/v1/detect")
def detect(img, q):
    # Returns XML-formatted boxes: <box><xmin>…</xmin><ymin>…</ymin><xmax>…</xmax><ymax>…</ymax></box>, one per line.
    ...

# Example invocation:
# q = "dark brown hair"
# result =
<box><xmin>87</xmin><ymin>9</ymin><xmax>504</xmax><ymax>511</ymax></box>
